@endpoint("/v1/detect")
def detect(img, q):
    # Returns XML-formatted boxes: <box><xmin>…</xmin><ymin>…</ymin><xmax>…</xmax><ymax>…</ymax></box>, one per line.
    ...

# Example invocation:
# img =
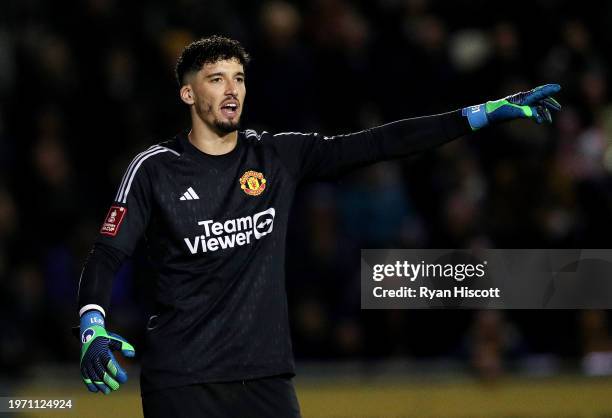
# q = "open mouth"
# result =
<box><xmin>220</xmin><ymin>102</ymin><xmax>239</xmax><ymax>118</ymax></box>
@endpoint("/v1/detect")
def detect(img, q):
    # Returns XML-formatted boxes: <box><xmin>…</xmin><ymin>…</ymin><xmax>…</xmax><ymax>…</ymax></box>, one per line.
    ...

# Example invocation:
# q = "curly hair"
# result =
<box><xmin>175</xmin><ymin>35</ymin><xmax>250</xmax><ymax>86</ymax></box>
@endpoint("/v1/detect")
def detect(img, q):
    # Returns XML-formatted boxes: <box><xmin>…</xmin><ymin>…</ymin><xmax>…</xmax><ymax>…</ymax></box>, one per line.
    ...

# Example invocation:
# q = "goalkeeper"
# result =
<box><xmin>77</xmin><ymin>36</ymin><xmax>561</xmax><ymax>418</ymax></box>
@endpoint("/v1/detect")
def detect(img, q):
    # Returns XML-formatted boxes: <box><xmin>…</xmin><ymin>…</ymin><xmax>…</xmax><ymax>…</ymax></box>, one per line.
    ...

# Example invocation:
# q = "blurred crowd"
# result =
<box><xmin>2</xmin><ymin>0</ymin><xmax>612</xmax><ymax>378</ymax></box>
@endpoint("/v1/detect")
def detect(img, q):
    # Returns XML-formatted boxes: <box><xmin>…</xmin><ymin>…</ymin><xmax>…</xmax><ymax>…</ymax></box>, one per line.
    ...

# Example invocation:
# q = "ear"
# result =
<box><xmin>180</xmin><ymin>85</ymin><xmax>195</xmax><ymax>105</ymax></box>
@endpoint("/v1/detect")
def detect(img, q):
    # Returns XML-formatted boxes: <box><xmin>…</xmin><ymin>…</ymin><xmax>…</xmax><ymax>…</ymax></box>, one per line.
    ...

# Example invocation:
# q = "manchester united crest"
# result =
<box><xmin>239</xmin><ymin>170</ymin><xmax>267</xmax><ymax>196</ymax></box>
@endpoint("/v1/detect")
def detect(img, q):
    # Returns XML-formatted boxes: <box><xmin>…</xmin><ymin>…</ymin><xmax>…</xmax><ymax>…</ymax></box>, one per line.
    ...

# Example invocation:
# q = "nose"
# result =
<box><xmin>225</xmin><ymin>79</ymin><xmax>238</xmax><ymax>96</ymax></box>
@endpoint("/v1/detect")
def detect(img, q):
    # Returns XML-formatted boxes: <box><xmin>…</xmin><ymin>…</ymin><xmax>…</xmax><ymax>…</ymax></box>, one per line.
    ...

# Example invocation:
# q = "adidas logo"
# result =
<box><xmin>180</xmin><ymin>187</ymin><xmax>200</xmax><ymax>201</ymax></box>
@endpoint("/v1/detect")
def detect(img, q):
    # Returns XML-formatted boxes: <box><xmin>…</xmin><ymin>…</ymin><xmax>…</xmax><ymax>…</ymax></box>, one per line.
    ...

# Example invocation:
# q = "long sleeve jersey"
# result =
<box><xmin>77</xmin><ymin>110</ymin><xmax>471</xmax><ymax>393</ymax></box>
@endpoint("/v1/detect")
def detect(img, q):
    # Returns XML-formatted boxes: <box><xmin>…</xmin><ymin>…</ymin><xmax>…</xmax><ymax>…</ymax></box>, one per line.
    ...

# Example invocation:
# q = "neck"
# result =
<box><xmin>188</xmin><ymin>114</ymin><xmax>238</xmax><ymax>156</ymax></box>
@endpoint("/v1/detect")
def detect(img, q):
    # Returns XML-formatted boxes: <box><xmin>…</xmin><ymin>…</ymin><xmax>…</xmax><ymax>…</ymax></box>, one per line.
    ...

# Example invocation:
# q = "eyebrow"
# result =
<box><xmin>206</xmin><ymin>72</ymin><xmax>246</xmax><ymax>78</ymax></box>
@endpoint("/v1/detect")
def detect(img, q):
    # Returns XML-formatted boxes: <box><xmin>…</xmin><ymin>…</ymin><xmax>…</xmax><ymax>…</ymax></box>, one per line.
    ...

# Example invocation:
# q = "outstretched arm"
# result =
<box><xmin>269</xmin><ymin>84</ymin><xmax>562</xmax><ymax>180</ymax></box>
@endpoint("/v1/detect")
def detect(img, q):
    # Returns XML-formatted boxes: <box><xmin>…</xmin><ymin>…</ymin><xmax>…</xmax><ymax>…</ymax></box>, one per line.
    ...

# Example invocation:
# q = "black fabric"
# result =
<box><xmin>77</xmin><ymin>112</ymin><xmax>471</xmax><ymax>393</ymax></box>
<box><xmin>141</xmin><ymin>376</ymin><xmax>301</xmax><ymax>418</ymax></box>
<box><xmin>269</xmin><ymin>110</ymin><xmax>470</xmax><ymax>180</ymax></box>
<box><xmin>77</xmin><ymin>243</ymin><xmax>127</xmax><ymax>315</ymax></box>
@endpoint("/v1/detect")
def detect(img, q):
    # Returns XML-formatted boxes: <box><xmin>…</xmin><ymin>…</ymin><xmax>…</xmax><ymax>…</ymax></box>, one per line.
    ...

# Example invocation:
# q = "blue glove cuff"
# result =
<box><xmin>462</xmin><ymin>104</ymin><xmax>489</xmax><ymax>130</ymax></box>
<box><xmin>80</xmin><ymin>310</ymin><xmax>105</xmax><ymax>331</ymax></box>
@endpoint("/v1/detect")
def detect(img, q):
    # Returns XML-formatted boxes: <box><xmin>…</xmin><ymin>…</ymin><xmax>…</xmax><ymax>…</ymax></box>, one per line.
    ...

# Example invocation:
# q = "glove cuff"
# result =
<box><xmin>80</xmin><ymin>311</ymin><xmax>108</xmax><ymax>361</ymax></box>
<box><xmin>462</xmin><ymin>104</ymin><xmax>489</xmax><ymax>131</ymax></box>
<box><xmin>80</xmin><ymin>310</ymin><xmax>105</xmax><ymax>332</ymax></box>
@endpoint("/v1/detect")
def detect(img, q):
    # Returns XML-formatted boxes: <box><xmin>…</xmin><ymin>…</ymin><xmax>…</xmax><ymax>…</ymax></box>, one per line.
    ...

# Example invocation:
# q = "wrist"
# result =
<box><xmin>80</xmin><ymin>310</ymin><xmax>105</xmax><ymax>331</ymax></box>
<box><xmin>80</xmin><ymin>310</ymin><xmax>108</xmax><ymax>361</ymax></box>
<box><xmin>462</xmin><ymin>104</ymin><xmax>489</xmax><ymax>131</ymax></box>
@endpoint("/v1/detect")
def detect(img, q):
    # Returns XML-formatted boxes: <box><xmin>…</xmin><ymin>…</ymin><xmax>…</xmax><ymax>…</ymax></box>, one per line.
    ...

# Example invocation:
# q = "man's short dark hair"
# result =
<box><xmin>175</xmin><ymin>35</ymin><xmax>250</xmax><ymax>86</ymax></box>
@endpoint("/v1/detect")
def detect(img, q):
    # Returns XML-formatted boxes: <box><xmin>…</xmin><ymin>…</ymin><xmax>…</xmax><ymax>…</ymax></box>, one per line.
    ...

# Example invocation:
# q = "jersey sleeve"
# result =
<box><xmin>77</xmin><ymin>243</ymin><xmax>126</xmax><ymax>317</ymax></box>
<box><xmin>266</xmin><ymin>110</ymin><xmax>471</xmax><ymax>181</ymax></box>
<box><xmin>95</xmin><ymin>149</ymin><xmax>155</xmax><ymax>255</ymax></box>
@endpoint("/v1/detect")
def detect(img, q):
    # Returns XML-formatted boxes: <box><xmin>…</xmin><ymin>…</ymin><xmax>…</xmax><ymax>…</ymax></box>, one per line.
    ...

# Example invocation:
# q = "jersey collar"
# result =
<box><xmin>177</xmin><ymin>130</ymin><xmax>244</xmax><ymax>167</ymax></box>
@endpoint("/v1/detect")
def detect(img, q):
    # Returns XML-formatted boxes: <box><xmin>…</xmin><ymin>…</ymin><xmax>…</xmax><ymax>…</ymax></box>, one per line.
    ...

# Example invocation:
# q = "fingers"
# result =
<box><xmin>523</xmin><ymin>84</ymin><xmax>562</xmax><ymax>105</ymax></box>
<box><xmin>102</xmin><ymin>370</ymin><xmax>120</xmax><ymax>391</ymax></box>
<box><xmin>538</xmin><ymin>83</ymin><xmax>561</xmax><ymax>95</ymax></box>
<box><xmin>93</xmin><ymin>358</ymin><xmax>120</xmax><ymax>392</ymax></box>
<box><xmin>530</xmin><ymin>106</ymin><xmax>553</xmax><ymax>124</ymax></box>
<box><xmin>542</xmin><ymin>97</ymin><xmax>562</xmax><ymax>112</ymax></box>
<box><xmin>105</xmin><ymin>352</ymin><xmax>129</xmax><ymax>384</ymax></box>
<box><xmin>81</xmin><ymin>334</ymin><xmax>133</xmax><ymax>395</ymax></box>
<box><xmin>542</xmin><ymin>107</ymin><xmax>553</xmax><ymax>123</ymax></box>
<box><xmin>86</xmin><ymin>362</ymin><xmax>111</xmax><ymax>395</ymax></box>
<box><xmin>108</xmin><ymin>333</ymin><xmax>136</xmax><ymax>358</ymax></box>
<box><xmin>530</xmin><ymin>106</ymin><xmax>543</xmax><ymax>124</ymax></box>
<box><xmin>81</xmin><ymin>369</ymin><xmax>99</xmax><ymax>393</ymax></box>
<box><xmin>83</xmin><ymin>353</ymin><xmax>127</xmax><ymax>395</ymax></box>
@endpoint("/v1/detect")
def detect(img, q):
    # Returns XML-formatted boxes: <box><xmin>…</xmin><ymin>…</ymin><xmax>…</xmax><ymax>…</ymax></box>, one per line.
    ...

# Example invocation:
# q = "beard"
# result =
<box><xmin>196</xmin><ymin>102</ymin><xmax>241</xmax><ymax>135</ymax></box>
<box><xmin>213</xmin><ymin>118</ymin><xmax>240</xmax><ymax>134</ymax></box>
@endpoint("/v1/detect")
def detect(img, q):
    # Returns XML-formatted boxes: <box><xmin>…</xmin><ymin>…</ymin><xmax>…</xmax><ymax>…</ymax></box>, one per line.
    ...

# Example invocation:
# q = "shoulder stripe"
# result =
<box><xmin>244</xmin><ymin>130</ymin><xmax>268</xmax><ymax>140</ymax></box>
<box><xmin>157</xmin><ymin>146</ymin><xmax>180</xmax><ymax>156</ymax></box>
<box><xmin>273</xmin><ymin>131</ymin><xmax>314</xmax><ymax>137</ymax></box>
<box><xmin>114</xmin><ymin>146</ymin><xmax>162</xmax><ymax>203</ymax></box>
<box><xmin>118</xmin><ymin>149</ymin><xmax>169</xmax><ymax>203</ymax></box>
<box><xmin>114</xmin><ymin>145</ymin><xmax>180</xmax><ymax>203</ymax></box>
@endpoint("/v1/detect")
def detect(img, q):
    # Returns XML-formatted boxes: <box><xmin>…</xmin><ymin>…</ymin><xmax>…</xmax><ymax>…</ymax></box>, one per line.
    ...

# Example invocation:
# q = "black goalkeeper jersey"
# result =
<box><xmin>79</xmin><ymin>111</ymin><xmax>471</xmax><ymax>393</ymax></box>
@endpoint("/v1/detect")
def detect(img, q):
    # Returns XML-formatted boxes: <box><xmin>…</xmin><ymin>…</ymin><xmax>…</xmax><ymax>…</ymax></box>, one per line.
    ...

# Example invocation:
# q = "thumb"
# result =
<box><xmin>108</xmin><ymin>332</ymin><xmax>136</xmax><ymax>358</ymax></box>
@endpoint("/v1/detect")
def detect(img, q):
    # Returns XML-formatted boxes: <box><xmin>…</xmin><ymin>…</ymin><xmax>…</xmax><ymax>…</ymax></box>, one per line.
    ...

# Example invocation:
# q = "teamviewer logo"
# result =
<box><xmin>253</xmin><ymin>208</ymin><xmax>275</xmax><ymax>239</ymax></box>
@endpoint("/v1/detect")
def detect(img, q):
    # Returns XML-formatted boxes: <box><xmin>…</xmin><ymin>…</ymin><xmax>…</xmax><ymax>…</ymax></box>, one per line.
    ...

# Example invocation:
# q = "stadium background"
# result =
<box><xmin>2</xmin><ymin>0</ymin><xmax>612</xmax><ymax>416</ymax></box>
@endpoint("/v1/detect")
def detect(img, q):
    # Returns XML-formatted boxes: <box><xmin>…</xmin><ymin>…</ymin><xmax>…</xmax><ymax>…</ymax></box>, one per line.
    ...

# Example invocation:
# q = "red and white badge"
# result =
<box><xmin>100</xmin><ymin>206</ymin><xmax>127</xmax><ymax>237</ymax></box>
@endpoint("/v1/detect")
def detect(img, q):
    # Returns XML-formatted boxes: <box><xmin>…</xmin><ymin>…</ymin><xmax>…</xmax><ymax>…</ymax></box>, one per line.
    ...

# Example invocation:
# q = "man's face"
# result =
<box><xmin>183</xmin><ymin>58</ymin><xmax>246</xmax><ymax>134</ymax></box>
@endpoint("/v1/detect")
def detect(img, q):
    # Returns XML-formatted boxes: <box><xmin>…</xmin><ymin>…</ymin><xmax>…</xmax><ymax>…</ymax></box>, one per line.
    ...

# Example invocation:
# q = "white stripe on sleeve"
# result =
<box><xmin>119</xmin><ymin>149</ymin><xmax>168</xmax><ymax>203</ymax></box>
<box><xmin>114</xmin><ymin>146</ymin><xmax>161</xmax><ymax>202</ymax></box>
